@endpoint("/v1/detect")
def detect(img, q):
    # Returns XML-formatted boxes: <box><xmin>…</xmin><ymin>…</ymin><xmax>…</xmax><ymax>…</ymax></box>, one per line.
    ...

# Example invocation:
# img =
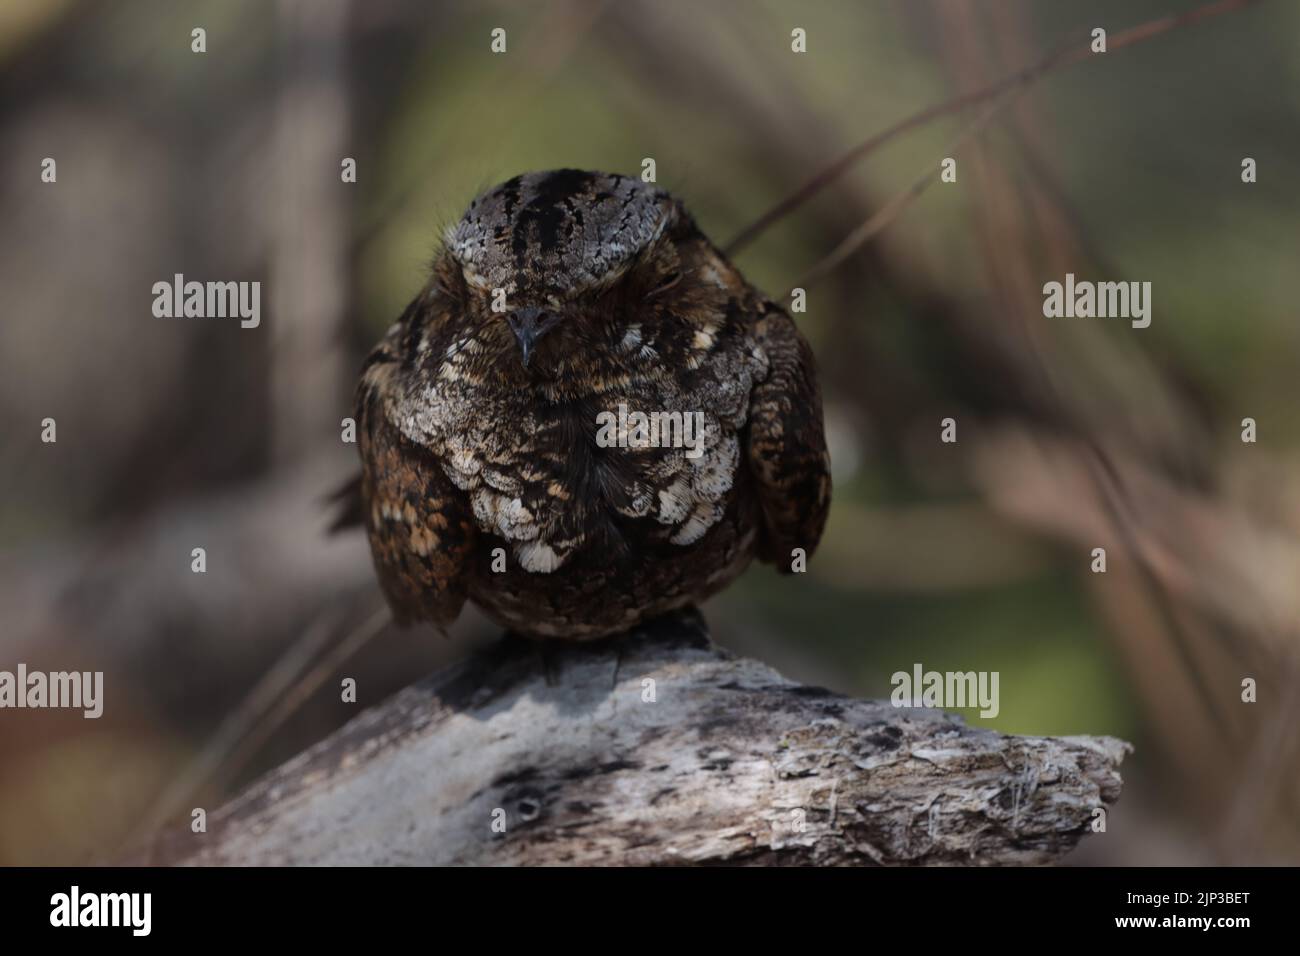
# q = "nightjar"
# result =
<box><xmin>355</xmin><ymin>169</ymin><xmax>830</xmax><ymax>639</ymax></box>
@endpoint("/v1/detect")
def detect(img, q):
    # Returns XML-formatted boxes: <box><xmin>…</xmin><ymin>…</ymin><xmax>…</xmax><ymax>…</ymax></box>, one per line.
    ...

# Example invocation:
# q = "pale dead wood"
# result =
<box><xmin>152</xmin><ymin>609</ymin><xmax>1128</xmax><ymax>866</ymax></box>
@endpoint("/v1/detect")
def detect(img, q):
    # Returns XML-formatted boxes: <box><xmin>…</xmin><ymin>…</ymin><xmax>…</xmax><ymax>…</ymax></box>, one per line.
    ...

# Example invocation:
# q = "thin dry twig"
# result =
<box><xmin>787</xmin><ymin>86</ymin><xmax>1021</xmax><ymax>295</ymax></box>
<box><xmin>126</xmin><ymin>602</ymin><xmax>391</xmax><ymax>856</ymax></box>
<box><xmin>207</xmin><ymin>604</ymin><xmax>393</xmax><ymax>793</ymax></box>
<box><xmin>725</xmin><ymin>0</ymin><xmax>1263</xmax><ymax>256</ymax></box>
<box><xmin>122</xmin><ymin>605</ymin><xmax>342</xmax><ymax>846</ymax></box>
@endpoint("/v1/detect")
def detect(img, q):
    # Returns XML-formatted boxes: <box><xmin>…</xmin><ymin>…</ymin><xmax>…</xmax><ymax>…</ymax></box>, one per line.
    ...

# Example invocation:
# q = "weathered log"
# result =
<box><xmin>160</xmin><ymin>609</ymin><xmax>1128</xmax><ymax>866</ymax></box>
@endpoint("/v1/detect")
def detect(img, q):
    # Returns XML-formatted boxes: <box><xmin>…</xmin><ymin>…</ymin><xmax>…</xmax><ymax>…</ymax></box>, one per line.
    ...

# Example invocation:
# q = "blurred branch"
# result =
<box><xmin>788</xmin><ymin>87</ymin><xmax>1020</xmax><ymax>294</ymax></box>
<box><xmin>270</xmin><ymin>0</ymin><xmax>353</xmax><ymax>461</ymax></box>
<box><xmin>968</xmin><ymin>427</ymin><xmax>1300</xmax><ymax>662</ymax></box>
<box><xmin>126</xmin><ymin>602</ymin><xmax>390</xmax><ymax>850</ymax></box>
<box><xmin>0</xmin><ymin>451</ymin><xmax>378</xmax><ymax>724</ymax></box>
<box><xmin>725</xmin><ymin>0</ymin><xmax>1264</xmax><ymax>256</ymax></box>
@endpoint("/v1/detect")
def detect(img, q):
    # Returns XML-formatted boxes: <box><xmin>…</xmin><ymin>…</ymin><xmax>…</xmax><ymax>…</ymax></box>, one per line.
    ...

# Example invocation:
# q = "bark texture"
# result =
<box><xmin>159</xmin><ymin>609</ymin><xmax>1128</xmax><ymax>866</ymax></box>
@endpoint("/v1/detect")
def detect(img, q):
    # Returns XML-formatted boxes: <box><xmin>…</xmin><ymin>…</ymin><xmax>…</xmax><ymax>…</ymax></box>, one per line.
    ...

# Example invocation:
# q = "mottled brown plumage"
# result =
<box><xmin>355</xmin><ymin>170</ymin><xmax>830</xmax><ymax>639</ymax></box>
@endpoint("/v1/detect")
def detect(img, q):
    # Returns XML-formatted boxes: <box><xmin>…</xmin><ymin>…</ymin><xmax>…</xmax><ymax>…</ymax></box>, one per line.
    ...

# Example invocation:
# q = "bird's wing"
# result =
<box><xmin>744</xmin><ymin>306</ymin><xmax>832</xmax><ymax>571</ymax></box>
<box><xmin>355</xmin><ymin>325</ymin><xmax>476</xmax><ymax>629</ymax></box>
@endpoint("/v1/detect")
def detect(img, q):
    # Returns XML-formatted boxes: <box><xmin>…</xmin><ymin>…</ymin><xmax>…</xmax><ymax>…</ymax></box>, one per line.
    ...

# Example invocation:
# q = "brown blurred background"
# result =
<box><xmin>1</xmin><ymin>0</ymin><xmax>1298</xmax><ymax>865</ymax></box>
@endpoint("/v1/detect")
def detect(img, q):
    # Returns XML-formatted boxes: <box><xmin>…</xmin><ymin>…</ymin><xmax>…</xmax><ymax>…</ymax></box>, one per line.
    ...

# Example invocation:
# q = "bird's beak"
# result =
<box><xmin>507</xmin><ymin>307</ymin><xmax>559</xmax><ymax>368</ymax></box>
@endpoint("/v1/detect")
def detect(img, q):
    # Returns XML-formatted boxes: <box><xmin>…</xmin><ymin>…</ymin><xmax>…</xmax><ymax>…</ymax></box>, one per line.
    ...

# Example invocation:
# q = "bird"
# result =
<box><xmin>354</xmin><ymin>169</ymin><xmax>830</xmax><ymax>640</ymax></box>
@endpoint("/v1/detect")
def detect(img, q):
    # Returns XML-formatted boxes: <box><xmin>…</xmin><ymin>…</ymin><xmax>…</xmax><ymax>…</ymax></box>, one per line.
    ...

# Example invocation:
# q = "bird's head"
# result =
<box><xmin>440</xmin><ymin>169</ymin><xmax>699</xmax><ymax>383</ymax></box>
